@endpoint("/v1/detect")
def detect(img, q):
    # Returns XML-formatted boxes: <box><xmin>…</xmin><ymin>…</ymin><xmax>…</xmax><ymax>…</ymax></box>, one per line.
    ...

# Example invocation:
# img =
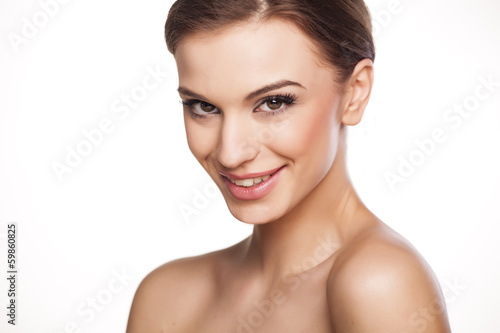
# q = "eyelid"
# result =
<box><xmin>255</xmin><ymin>92</ymin><xmax>298</xmax><ymax>110</ymax></box>
<box><xmin>181</xmin><ymin>90</ymin><xmax>297</xmax><ymax>106</ymax></box>
<box><xmin>181</xmin><ymin>98</ymin><xmax>219</xmax><ymax>110</ymax></box>
<box><xmin>180</xmin><ymin>92</ymin><xmax>298</xmax><ymax>118</ymax></box>
<box><xmin>180</xmin><ymin>99</ymin><xmax>220</xmax><ymax>118</ymax></box>
<box><xmin>181</xmin><ymin>98</ymin><xmax>211</xmax><ymax>106</ymax></box>
<box><xmin>254</xmin><ymin>92</ymin><xmax>296</xmax><ymax>107</ymax></box>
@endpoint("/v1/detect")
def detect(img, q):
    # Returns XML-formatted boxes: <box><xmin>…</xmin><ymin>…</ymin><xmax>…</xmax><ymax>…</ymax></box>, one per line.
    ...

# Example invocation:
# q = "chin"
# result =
<box><xmin>231</xmin><ymin>212</ymin><xmax>277</xmax><ymax>225</ymax></box>
<box><xmin>224</xmin><ymin>198</ymin><xmax>287</xmax><ymax>225</ymax></box>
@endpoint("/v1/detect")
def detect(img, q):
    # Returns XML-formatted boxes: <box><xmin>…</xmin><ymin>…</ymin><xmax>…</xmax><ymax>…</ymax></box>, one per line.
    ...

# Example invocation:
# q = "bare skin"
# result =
<box><xmin>127</xmin><ymin>18</ymin><xmax>451</xmax><ymax>333</ymax></box>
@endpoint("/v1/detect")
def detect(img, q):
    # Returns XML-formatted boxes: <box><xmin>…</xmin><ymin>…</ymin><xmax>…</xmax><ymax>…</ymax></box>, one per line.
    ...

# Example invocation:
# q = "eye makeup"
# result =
<box><xmin>180</xmin><ymin>92</ymin><xmax>298</xmax><ymax>119</ymax></box>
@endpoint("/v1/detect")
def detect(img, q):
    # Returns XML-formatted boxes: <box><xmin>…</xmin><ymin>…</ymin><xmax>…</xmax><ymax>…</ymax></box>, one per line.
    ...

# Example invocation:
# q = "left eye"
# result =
<box><xmin>261</xmin><ymin>98</ymin><xmax>284</xmax><ymax>111</ymax></box>
<box><xmin>256</xmin><ymin>94</ymin><xmax>297</xmax><ymax>113</ymax></box>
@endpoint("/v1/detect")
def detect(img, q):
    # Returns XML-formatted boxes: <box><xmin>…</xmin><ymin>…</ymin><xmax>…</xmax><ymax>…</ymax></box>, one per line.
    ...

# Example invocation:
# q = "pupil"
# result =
<box><xmin>268</xmin><ymin>99</ymin><xmax>282</xmax><ymax>110</ymax></box>
<box><xmin>201</xmin><ymin>102</ymin><xmax>215</xmax><ymax>112</ymax></box>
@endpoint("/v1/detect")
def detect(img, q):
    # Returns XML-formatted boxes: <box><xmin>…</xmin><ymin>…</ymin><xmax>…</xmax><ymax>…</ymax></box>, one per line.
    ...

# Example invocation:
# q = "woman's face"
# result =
<box><xmin>175</xmin><ymin>19</ymin><xmax>345</xmax><ymax>224</ymax></box>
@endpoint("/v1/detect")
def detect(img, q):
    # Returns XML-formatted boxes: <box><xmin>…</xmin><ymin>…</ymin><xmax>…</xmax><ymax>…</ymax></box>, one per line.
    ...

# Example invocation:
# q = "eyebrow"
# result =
<box><xmin>177</xmin><ymin>80</ymin><xmax>305</xmax><ymax>103</ymax></box>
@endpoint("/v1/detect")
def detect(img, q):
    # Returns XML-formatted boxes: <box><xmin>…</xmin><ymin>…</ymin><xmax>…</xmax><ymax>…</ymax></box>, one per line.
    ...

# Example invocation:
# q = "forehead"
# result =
<box><xmin>174</xmin><ymin>19</ymin><xmax>333</xmax><ymax>102</ymax></box>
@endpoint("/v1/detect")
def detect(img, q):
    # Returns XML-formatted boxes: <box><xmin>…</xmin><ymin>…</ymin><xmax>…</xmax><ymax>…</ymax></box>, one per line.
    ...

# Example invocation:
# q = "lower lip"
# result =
<box><xmin>222</xmin><ymin>166</ymin><xmax>286</xmax><ymax>201</ymax></box>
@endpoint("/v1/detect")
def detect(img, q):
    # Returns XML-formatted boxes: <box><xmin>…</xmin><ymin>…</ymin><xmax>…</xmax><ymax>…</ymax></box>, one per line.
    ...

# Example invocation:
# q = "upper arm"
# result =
<box><xmin>327</xmin><ymin>236</ymin><xmax>451</xmax><ymax>333</ymax></box>
<box><xmin>126</xmin><ymin>265</ymin><xmax>169</xmax><ymax>333</ymax></box>
<box><xmin>126</xmin><ymin>259</ymin><xmax>197</xmax><ymax>333</ymax></box>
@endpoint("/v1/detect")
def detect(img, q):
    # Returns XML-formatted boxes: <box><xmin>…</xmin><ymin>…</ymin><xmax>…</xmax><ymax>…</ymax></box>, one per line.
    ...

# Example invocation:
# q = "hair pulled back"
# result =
<box><xmin>165</xmin><ymin>0</ymin><xmax>375</xmax><ymax>83</ymax></box>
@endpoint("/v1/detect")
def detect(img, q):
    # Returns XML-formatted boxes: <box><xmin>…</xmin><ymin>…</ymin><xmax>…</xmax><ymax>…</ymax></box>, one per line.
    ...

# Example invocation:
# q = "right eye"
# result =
<box><xmin>197</xmin><ymin>101</ymin><xmax>218</xmax><ymax>113</ymax></box>
<box><xmin>181</xmin><ymin>100</ymin><xmax>220</xmax><ymax>118</ymax></box>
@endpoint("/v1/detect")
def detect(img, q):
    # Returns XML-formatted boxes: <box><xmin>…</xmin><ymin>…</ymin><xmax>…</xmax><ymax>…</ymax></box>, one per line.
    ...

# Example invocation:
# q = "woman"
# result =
<box><xmin>127</xmin><ymin>0</ymin><xmax>451</xmax><ymax>332</ymax></box>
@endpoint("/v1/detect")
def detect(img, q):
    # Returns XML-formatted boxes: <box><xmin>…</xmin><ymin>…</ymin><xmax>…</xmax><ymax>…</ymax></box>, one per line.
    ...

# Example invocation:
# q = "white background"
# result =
<box><xmin>1</xmin><ymin>0</ymin><xmax>499</xmax><ymax>332</ymax></box>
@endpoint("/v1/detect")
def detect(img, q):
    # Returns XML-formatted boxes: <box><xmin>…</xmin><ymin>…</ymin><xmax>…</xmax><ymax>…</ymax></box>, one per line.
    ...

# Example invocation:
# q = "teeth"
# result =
<box><xmin>229</xmin><ymin>174</ymin><xmax>272</xmax><ymax>187</ymax></box>
<box><xmin>242</xmin><ymin>179</ymin><xmax>254</xmax><ymax>187</ymax></box>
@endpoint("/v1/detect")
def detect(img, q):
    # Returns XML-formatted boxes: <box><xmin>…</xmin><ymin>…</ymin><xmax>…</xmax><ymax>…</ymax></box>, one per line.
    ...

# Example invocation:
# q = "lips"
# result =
<box><xmin>227</xmin><ymin>175</ymin><xmax>270</xmax><ymax>187</ymax></box>
<box><xmin>219</xmin><ymin>165</ymin><xmax>286</xmax><ymax>200</ymax></box>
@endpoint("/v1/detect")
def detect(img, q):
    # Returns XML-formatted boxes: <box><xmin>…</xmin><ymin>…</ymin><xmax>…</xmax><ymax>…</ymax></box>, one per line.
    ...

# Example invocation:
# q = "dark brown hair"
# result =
<box><xmin>165</xmin><ymin>0</ymin><xmax>375</xmax><ymax>83</ymax></box>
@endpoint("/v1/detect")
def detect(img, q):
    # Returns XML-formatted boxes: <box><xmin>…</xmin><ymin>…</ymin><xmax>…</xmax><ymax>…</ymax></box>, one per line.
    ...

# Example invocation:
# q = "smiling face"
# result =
<box><xmin>174</xmin><ymin>19</ymin><xmax>347</xmax><ymax>224</ymax></box>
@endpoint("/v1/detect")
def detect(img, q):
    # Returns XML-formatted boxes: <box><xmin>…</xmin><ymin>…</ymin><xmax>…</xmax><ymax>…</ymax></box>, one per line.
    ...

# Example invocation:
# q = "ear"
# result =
<box><xmin>340</xmin><ymin>59</ymin><xmax>374</xmax><ymax>126</ymax></box>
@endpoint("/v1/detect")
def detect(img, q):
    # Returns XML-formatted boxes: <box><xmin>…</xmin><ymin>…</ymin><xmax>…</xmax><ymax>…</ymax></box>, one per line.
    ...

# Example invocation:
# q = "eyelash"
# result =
<box><xmin>180</xmin><ymin>92</ymin><xmax>298</xmax><ymax>119</ymax></box>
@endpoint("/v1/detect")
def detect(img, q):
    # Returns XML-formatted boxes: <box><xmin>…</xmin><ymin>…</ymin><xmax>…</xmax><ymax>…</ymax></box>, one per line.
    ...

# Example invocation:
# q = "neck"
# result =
<box><xmin>242</xmin><ymin>144</ymin><xmax>374</xmax><ymax>283</ymax></box>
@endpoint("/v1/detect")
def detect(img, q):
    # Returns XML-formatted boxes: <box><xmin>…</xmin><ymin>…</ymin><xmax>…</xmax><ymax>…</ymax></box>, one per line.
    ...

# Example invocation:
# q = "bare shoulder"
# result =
<box><xmin>327</xmin><ymin>224</ymin><xmax>451</xmax><ymax>333</ymax></box>
<box><xmin>126</xmin><ymin>240</ymin><xmax>244</xmax><ymax>333</ymax></box>
<box><xmin>125</xmin><ymin>255</ymin><xmax>213</xmax><ymax>332</ymax></box>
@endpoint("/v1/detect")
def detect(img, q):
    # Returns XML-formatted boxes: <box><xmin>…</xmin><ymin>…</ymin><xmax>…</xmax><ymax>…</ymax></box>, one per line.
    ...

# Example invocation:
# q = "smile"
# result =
<box><xmin>219</xmin><ymin>166</ymin><xmax>286</xmax><ymax>200</ymax></box>
<box><xmin>227</xmin><ymin>174</ymin><xmax>272</xmax><ymax>187</ymax></box>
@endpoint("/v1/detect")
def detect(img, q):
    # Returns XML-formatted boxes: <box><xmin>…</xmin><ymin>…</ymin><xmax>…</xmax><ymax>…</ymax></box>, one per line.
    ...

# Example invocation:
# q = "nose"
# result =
<box><xmin>216</xmin><ymin>114</ymin><xmax>259</xmax><ymax>169</ymax></box>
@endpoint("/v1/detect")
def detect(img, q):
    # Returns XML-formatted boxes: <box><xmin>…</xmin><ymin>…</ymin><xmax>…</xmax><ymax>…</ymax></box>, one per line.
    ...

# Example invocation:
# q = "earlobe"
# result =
<box><xmin>341</xmin><ymin>59</ymin><xmax>374</xmax><ymax>126</ymax></box>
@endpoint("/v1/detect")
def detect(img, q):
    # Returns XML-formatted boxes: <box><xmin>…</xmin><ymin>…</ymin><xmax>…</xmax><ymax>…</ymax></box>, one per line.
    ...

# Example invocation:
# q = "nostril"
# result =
<box><xmin>216</xmin><ymin>116</ymin><xmax>261</xmax><ymax>169</ymax></box>
<box><xmin>217</xmin><ymin>140</ymin><xmax>259</xmax><ymax>169</ymax></box>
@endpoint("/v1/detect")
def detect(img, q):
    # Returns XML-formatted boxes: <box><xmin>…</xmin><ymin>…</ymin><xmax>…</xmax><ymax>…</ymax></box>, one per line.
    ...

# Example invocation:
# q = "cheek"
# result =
<box><xmin>273</xmin><ymin>100</ymin><xmax>340</xmax><ymax>161</ymax></box>
<box><xmin>184</xmin><ymin>119</ymin><xmax>218</xmax><ymax>162</ymax></box>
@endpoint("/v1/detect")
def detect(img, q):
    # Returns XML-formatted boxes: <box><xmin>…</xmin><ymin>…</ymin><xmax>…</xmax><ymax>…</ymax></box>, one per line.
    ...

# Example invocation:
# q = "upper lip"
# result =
<box><xmin>219</xmin><ymin>165</ymin><xmax>285</xmax><ymax>180</ymax></box>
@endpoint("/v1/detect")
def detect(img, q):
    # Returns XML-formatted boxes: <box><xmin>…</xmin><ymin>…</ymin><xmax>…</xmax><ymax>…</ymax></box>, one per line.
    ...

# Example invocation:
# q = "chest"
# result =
<box><xmin>189</xmin><ymin>272</ymin><xmax>335</xmax><ymax>332</ymax></box>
